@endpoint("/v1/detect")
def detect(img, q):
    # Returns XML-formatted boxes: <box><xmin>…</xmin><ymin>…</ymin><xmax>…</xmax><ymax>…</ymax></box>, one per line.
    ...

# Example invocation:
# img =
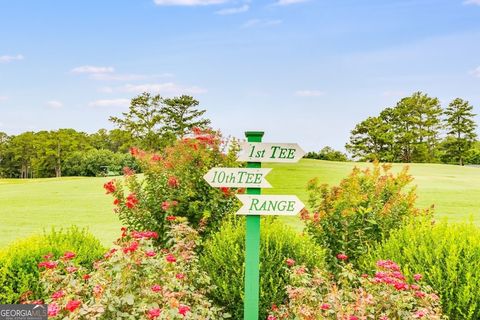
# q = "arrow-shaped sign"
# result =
<box><xmin>236</xmin><ymin>195</ymin><xmax>305</xmax><ymax>216</ymax></box>
<box><xmin>237</xmin><ymin>142</ymin><xmax>305</xmax><ymax>163</ymax></box>
<box><xmin>203</xmin><ymin>168</ymin><xmax>272</xmax><ymax>188</ymax></box>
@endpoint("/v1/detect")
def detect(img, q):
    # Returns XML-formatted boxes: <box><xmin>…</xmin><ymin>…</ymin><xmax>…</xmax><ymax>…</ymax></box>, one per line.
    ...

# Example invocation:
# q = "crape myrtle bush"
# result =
<box><xmin>0</xmin><ymin>227</ymin><xmax>104</xmax><ymax>304</ymax></box>
<box><xmin>267</xmin><ymin>259</ymin><xmax>445</xmax><ymax>320</ymax></box>
<box><xmin>29</xmin><ymin>223</ymin><xmax>227</xmax><ymax>319</ymax></box>
<box><xmin>301</xmin><ymin>162</ymin><xmax>431</xmax><ymax>271</ymax></box>
<box><xmin>105</xmin><ymin>128</ymin><xmax>241</xmax><ymax>245</ymax></box>
<box><xmin>200</xmin><ymin>217</ymin><xmax>326</xmax><ymax>320</ymax></box>
<box><xmin>364</xmin><ymin>218</ymin><xmax>480</xmax><ymax>320</ymax></box>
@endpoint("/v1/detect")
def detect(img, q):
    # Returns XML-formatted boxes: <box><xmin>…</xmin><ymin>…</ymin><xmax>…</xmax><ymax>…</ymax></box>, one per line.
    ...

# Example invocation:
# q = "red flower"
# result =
<box><xmin>349</xmin><ymin>316</ymin><xmax>359</xmax><ymax>320</ymax></box>
<box><xmin>83</xmin><ymin>274</ymin><xmax>91</xmax><ymax>280</ymax></box>
<box><xmin>414</xmin><ymin>310</ymin><xmax>426</xmax><ymax>318</ymax></box>
<box><xmin>148</xmin><ymin>308</ymin><xmax>161</xmax><ymax>319</ymax></box>
<box><xmin>145</xmin><ymin>250</ymin><xmax>156</xmax><ymax>257</ymax></box>
<box><xmin>51</xmin><ymin>290</ymin><xmax>65</xmax><ymax>300</ymax></box>
<box><xmin>415</xmin><ymin>291</ymin><xmax>426</xmax><ymax>298</ymax></box>
<box><xmin>121</xmin><ymin>227</ymin><xmax>128</xmax><ymax>237</ymax></box>
<box><xmin>336</xmin><ymin>253</ymin><xmax>348</xmax><ymax>261</ymax></box>
<box><xmin>103</xmin><ymin>180</ymin><xmax>116</xmax><ymax>194</ymax></box>
<box><xmin>168</xmin><ymin>176</ymin><xmax>179</xmax><ymax>188</ymax></box>
<box><xmin>65</xmin><ymin>300</ymin><xmax>81</xmax><ymax>312</ymax></box>
<box><xmin>166</xmin><ymin>254</ymin><xmax>176</xmax><ymax>263</ymax></box>
<box><xmin>172</xmin><ymin>200</ymin><xmax>179</xmax><ymax>206</ymax></box>
<box><xmin>414</xmin><ymin>274</ymin><xmax>423</xmax><ymax>281</ymax></box>
<box><xmin>320</xmin><ymin>303</ymin><xmax>330</xmax><ymax>310</ymax></box>
<box><xmin>131</xmin><ymin>231</ymin><xmax>158</xmax><ymax>239</ymax></box>
<box><xmin>63</xmin><ymin>251</ymin><xmax>76</xmax><ymax>260</ymax></box>
<box><xmin>220</xmin><ymin>187</ymin><xmax>230</xmax><ymax>196</ymax></box>
<box><xmin>38</xmin><ymin>261</ymin><xmax>58</xmax><ymax>269</ymax></box>
<box><xmin>125</xmin><ymin>193</ymin><xmax>139</xmax><ymax>209</ymax></box>
<box><xmin>48</xmin><ymin>302</ymin><xmax>60</xmax><ymax>317</ymax></box>
<box><xmin>130</xmin><ymin>147</ymin><xmax>139</xmax><ymax>156</ymax></box>
<box><xmin>162</xmin><ymin>201</ymin><xmax>170</xmax><ymax>211</ymax></box>
<box><xmin>376</xmin><ymin>260</ymin><xmax>400</xmax><ymax>271</ymax></box>
<box><xmin>178</xmin><ymin>305</ymin><xmax>190</xmax><ymax>317</ymax></box>
<box><xmin>43</xmin><ymin>253</ymin><xmax>54</xmax><ymax>260</ymax></box>
<box><xmin>267</xmin><ymin>316</ymin><xmax>277</xmax><ymax>320</ymax></box>
<box><xmin>122</xmin><ymin>241</ymin><xmax>139</xmax><ymax>254</ymax></box>
<box><xmin>166</xmin><ymin>215</ymin><xmax>176</xmax><ymax>221</ymax></box>
<box><xmin>285</xmin><ymin>258</ymin><xmax>295</xmax><ymax>267</ymax></box>
<box><xmin>123</xmin><ymin>166</ymin><xmax>135</xmax><ymax>176</ymax></box>
<box><xmin>151</xmin><ymin>154</ymin><xmax>162</xmax><ymax>162</ymax></box>
<box><xmin>176</xmin><ymin>273</ymin><xmax>185</xmax><ymax>280</ymax></box>
<box><xmin>113</xmin><ymin>198</ymin><xmax>120</xmax><ymax>205</ymax></box>
<box><xmin>151</xmin><ymin>284</ymin><xmax>162</xmax><ymax>292</ymax></box>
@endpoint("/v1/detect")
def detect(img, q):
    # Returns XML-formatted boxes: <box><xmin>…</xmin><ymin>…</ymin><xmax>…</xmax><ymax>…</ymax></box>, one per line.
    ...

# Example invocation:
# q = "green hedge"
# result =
<box><xmin>200</xmin><ymin>217</ymin><xmax>326</xmax><ymax>320</ymax></box>
<box><xmin>0</xmin><ymin>226</ymin><xmax>104</xmax><ymax>303</ymax></box>
<box><xmin>363</xmin><ymin>218</ymin><xmax>480</xmax><ymax>320</ymax></box>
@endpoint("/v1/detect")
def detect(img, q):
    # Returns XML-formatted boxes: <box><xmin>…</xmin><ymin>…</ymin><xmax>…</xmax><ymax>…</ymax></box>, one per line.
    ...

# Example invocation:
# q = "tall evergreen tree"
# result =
<box><xmin>162</xmin><ymin>95</ymin><xmax>210</xmax><ymax>139</ymax></box>
<box><xmin>443</xmin><ymin>98</ymin><xmax>477</xmax><ymax>165</ymax></box>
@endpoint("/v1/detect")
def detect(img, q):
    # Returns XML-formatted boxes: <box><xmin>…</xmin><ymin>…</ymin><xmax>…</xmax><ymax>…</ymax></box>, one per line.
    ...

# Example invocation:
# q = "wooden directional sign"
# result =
<box><xmin>203</xmin><ymin>168</ymin><xmax>272</xmax><ymax>188</ymax></box>
<box><xmin>237</xmin><ymin>142</ymin><xmax>305</xmax><ymax>163</ymax></box>
<box><xmin>236</xmin><ymin>195</ymin><xmax>305</xmax><ymax>216</ymax></box>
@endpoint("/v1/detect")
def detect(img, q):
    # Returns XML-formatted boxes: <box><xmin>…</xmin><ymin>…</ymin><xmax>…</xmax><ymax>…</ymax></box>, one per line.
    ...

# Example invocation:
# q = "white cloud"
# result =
<box><xmin>0</xmin><ymin>54</ymin><xmax>24</xmax><ymax>63</ymax></box>
<box><xmin>0</xmin><ymin>96</ymin><xmax>8</xmax><ymax>102</ymax></box>
<box><xmin>71</xmin><ymin>65</ymin><xmax>115</xmax><ymax>74</ymax></box>
<box><xmin>154</xmin><ymin>0</ymin><xmax>226</xmax><ymax>5</ymax></box>
<box><xmin>242</xmin><ymin>19</ymin><xmax>282</xmax><ymax>28</ymax></box>
<box><xmin>46</xmin><ymin>100</ymin><xmax>63</xmax><ymax>108</ymax></box>
<box><xmin>121</xmin><ymin>82</ymin><xmax>207</xmax><ymax>95</ymax></box>
<box><xmin>215</xmin><ymin>4</ymin><xmax>249</xmax><ymax>14</ymax></box>
<box><xmin>463</xmin><ymin>0</ymin><xmax>480</xmax><ymax>5</ymax></box>
<box><xmin>295</xmin><ymin>90</ymin><xmax>325</xmax><ymax>97</ymax></box>
<box><xmin>471</xmin><ymin>66</ymin><xmax>480</xmax><ymax>77</ymax></box>
<box><xmin>275</xmin><ymin>0</ymin><xmax>309</xmax><ymax>5</ymax></box>
<box><xmin>88</xmin><ymin>99</ymin><xmax>131</xmax><ymax>107</ymax></box>
<box><xmin>90</xmin><ymin>72</ymin><xmax>174</xmax><ymax>81</ymax></box>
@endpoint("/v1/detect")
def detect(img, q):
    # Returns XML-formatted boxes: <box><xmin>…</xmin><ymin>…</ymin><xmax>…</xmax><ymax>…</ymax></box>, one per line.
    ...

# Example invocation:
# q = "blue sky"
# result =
<box><xmin>1</xmin><ymin>0</ymin><xmax>480</xmax><ymax>151</ymax></box>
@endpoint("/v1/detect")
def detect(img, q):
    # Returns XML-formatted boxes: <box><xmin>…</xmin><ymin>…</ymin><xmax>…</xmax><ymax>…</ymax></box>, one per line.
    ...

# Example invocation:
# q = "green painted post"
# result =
<box><xmin>244</xmin><ymin>131</ymin><xmax>264</xmax><ymax>320</ymax></box>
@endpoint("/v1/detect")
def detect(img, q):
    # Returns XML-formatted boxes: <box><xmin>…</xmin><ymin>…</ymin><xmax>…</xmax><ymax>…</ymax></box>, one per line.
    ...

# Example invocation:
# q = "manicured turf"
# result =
<box><xmin>1</xmin><ymin>159</ymin><xmax>479</xmax><ymax>248</ymax></box>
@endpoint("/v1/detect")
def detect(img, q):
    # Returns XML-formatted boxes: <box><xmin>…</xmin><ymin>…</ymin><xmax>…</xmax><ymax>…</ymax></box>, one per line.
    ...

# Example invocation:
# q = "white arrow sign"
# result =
<box><xmin>237</xmin><ymin>142</ymin><xmax>305</xmax><ymax>163</ymax></box>
<box><xmin>236</xmin><ymin>195</ymin><xmax>305</xmax><ymax>216</ymax></box>
<box><xmin>203</xmin><ymin>168</ymin><xmax>272</xmax><ymax>188</ymax></box>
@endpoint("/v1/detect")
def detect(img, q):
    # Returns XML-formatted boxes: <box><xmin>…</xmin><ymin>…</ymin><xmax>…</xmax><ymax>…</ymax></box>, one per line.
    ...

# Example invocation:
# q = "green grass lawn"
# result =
<box><xmin>1</xmin><ymin>159</ymin><xmax>479</xmax><ymax>248</ymax></box>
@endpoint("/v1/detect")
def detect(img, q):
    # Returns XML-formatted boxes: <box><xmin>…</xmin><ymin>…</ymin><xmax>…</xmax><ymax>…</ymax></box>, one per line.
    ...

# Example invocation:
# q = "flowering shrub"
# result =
<box><xmin>268</xmin><ymin>259</ymin><xmax>445</xmax><ymax>319</ymax></box>
<box><xmin>200</xmin><ymin>217</ymin><xmax>326</xmax><ymax>320</ymax></box>
<box><xmin>105</xmin><ymin>128</ymin><xmax>240</xmax><ymax>245</ymax></box>
<box><xmin>30</xmin><ymin>223</ymin><xmax>227</xmax><ymax>319</ymax></box>
<box><xmin>365</xmin><ymin>218</ymin><xmax>480</xmax><ymax>320</ymax></box>
<box><xmin>302</xmin><ymin>162</ymin><xmax>432</xmax><ymax>271</ymax></box>
<box><xmin>0</xmin><ymin>227</ymin><xmax>104</xmax><ymax>304</ymax></box>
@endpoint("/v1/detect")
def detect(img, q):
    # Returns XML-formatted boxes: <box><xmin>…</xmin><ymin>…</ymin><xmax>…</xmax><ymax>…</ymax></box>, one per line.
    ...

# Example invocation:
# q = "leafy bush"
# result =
<box><xmin>106</xmin><ymin>128</ymin><xmax>240</xmax><ymax>245</ymax></box>
<box><xmin>268</xmin><ymin>259</ymin><xmax>444</xmax><ymax>319</ymax></box>
<box><xmin>364</xmin><ymin>218</ymin><xmax>480</xmax><ymax>320</ymax></box>
<box><xmin>304</xmin><ymin>146</ymin><xmax>348</xmax><ymax>162</ymax></box>
<box><xmin>31</xmin><ymin>223</ymin><xmax>226</xmax><ymax>319</ymax></box>
<box><xmin>0</xmin><ymin>226</ymin><xmax>104</xmax><ymax>303</ymax></box>
<box><xmin>200</xmin><ymin>217</ymin><xmax>326</xmax><ymax>320</ymax></box>
<box><xmin>302</xmin><ymin>162</ymin><xmax>431</xmax><ymax>271</ymax></box>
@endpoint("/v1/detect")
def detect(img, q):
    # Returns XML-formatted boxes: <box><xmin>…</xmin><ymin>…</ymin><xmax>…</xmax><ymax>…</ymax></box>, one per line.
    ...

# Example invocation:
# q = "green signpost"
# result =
<box><xmin>203</xmin><ymin>131</ymin><xmax>305</xmax><ymax>319</ymax></box>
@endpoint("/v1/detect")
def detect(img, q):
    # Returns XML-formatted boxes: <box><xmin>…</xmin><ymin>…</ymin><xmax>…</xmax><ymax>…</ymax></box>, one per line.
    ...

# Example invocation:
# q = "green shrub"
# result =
<box><xmin>364</xmin><ymin>218</ymin><xmax>480</xmax><ymax>320</ymax></box>
<box><xmin>0</xmin><ymin>226</ymin><xmax>104</xmax><ymax>303</ymax></box>
<box><xmin>200</xmin><ymin>217</ymin><xmax>326</xmax><ymax>320</ymax></box>
<box><xmin>302</xmin><ymin>162</ymin><xmax>431</xmax><ymax>271</ymax></box>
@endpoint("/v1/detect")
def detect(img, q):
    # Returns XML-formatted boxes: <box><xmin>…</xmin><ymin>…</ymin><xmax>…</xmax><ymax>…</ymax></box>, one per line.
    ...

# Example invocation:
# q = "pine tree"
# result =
<box><xmin>443</xmin><ymin>98</ymin><xmax>477</xmax><ymax>166</ymax></box>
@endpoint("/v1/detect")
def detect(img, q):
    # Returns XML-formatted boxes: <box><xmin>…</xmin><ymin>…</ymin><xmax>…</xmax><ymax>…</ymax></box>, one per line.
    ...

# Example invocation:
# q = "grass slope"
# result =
<box><xmin>1</xmin><ymin>159</ymin><xmax>479</xmax><ymax>248</ymax></box>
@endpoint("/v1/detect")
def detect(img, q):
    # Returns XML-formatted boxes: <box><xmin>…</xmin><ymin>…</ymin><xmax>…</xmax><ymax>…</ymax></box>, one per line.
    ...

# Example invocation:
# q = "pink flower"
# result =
<box><xmin>131</xmin><ymin>231</ymin><xmax>158</xmax><ymax>239</ymax></box>
<box><xmin>162</xmin><ymin>201</ymin><xmax>171</xmax><ymax>211</ymax></box>
<box><xmin>63</xmin><ymin>251</ymin><xmax>75</xmax><ymax>260</ymax></box>
<box><xmin>151</xmin><ymin>284</ymin><xmax>162</xmax><ymax>292</ymax></box>
<box><xmin>38</xmin><ymin>261</ymin><xmax>58</xmax><ymax>269</ymax></box>
<box><xmin>414</xmin><ymin>310</ymin><xmax>426</xmax><ymax>318</ymax></box>
<box><xmin>376</xmin><ymin>260</ymin><xmax>400</xmax><ymax>271</ymax></box>
<box><xmin>66</xmin><ymin>266</ymin><xmax>78</xmax><ymax>273</ymax></box>
<box><xmin>267</xmin><ymin>316</ymin><xmax>277</xmax><ymax>320</ymax></box>
<box><xmin>320</xmin><ymin>303</ymin><xmax>330</xmax><ymax>310</ymax></box>
<box><xmin>285</xmin><ymin>258</ymin><xmax>295</xmax><ymax>267</ymax></box>
<box><xmin>43</xmin><ymin>253</ymin><xmax>54</xmax><ymax>260</ymax></box>
<box><xmin>178</xmin><ymin>305</ymin><xmax>190</xmax><ymax>317</ymax></box>
<box><xmin>176</xmin><ymin>273</ymin><xmax>185</xmax><ymax>280</ymax></box>
<box><xmin>336</xmin><ymin>253</ymin><xmax>348</xmax><ymax>261</ymax></box>
<box><xmin>166</xmin><ymin>254</ymin><xmax>176</xmax><ymax>263</ymax></box>
<box><xmin>380</xmin><ymin>316</ymin><xmax>389</xmax><ymax>320</ymax></box>
<box><xmin>123</xmin><ymin>166</ymin><xmax>135</xmax><ymax>176</ymax></box>
<box><xmin>349</xmin><ymin>316</ymin><xmax>359</xmax><ymax>320</ymax></box>
<box><xmin>48</xmin><ymin>302</ymin><xmax>60</xmax><ymax>317</ymax></box>
<box><xmin>414</xmin><ymin>274</ymin><xmax>423</xmax><ymax>281</ymax></box>
<box><xmin>65</xmin><ymin>300</ymin><xmax>81</xmax><ymax>312</ymax></box>
<box><xmin>93</xmin><ymin>284</ymin><xmax>103</xmax><ymax>297</ymax></box>
<box><xmin>415</xmin><ymin>291</ymin><xmax>426</xmax><ymax>298</ymax></box>
<box><xmin>147</xmin><ymin>308</ymin><xmax>161</xmax><ymax>319</ymax></box>
<box><xmin>51</xmin><ymin>290</ymin><xmax>65</xmax><ymax>300</ymax></box>
<box><xmin>145</xmin><ymin>250</ymin><xmax>156</xmax><ymax>257</ymax></box>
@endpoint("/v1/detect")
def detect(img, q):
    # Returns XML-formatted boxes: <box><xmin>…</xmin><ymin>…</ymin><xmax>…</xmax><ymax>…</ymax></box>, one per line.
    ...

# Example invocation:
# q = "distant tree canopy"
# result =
<box><xmin>109</xmin><ymin>92</ymin><xmax>210</xmax><ymax>150</ymax></box>
<box><xmin>346</xmin><ymin>92</ymin><xmax>478</xmax><ymax>165</ymax></box>
<box><xmin>305</xmin><ymin>147</ymin><xmax>348</xmax><ymax>162</ymax></box>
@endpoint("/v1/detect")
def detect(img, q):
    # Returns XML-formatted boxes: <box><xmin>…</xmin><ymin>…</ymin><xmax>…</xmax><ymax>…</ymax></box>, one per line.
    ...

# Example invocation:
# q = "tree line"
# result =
<box><xmin>0</xmin><ymin>93</ymin><xmax>210</xmax><ymax>178</ymax></box>
<box><xmin>346</xmin><ymin>92</ymin><xmax>479</xmax><ymax>165</ymax></box>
